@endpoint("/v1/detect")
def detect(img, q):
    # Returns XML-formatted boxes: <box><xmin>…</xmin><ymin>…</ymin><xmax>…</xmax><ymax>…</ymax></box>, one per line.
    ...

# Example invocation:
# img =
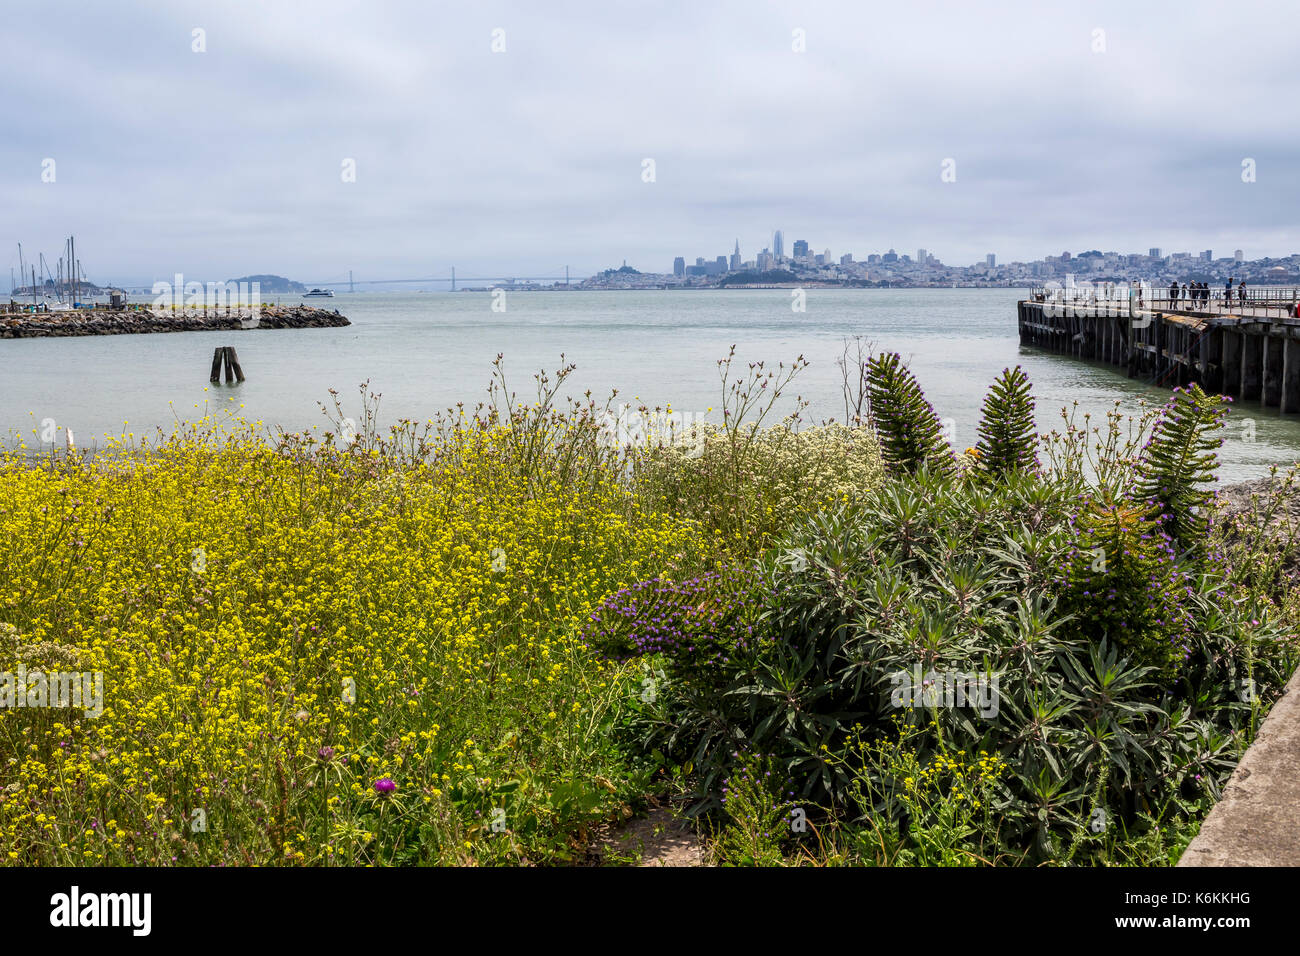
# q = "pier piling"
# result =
<box><xmin>208</xmin><ymin>346</ymin><xmax>246</xmax><ymax>385</ymax></box>
<box><xmin>1018</xmin><ymin>286</ymin><xmax>1300</xmax><ymax>413</ymax></box>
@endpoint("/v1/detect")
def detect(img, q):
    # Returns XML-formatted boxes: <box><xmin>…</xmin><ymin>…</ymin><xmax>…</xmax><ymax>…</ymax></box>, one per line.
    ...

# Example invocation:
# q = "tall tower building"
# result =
<box><xmin>773</xmin><ymin>230</ymin><xmax>784</xmax><ymax>259</ymax></box>
<box><xmin>730</xmin><ymin>240</ymin><xmax>741</xmax><ymax>272</ymax></box>
<box><xmin>673</xmin><ymin>256</ymin><xmax>685</xmax><ymax>277</ymax></box>
<box><xmin>917</xmin><ymin>248</ymin><xmax>927</xmax><ymax>266</ymax></box>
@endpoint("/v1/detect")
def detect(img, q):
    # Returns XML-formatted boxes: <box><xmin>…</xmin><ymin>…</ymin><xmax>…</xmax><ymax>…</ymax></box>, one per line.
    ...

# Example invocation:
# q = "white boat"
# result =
<box><xmin>302</xmin><ymin>288</ymin><xmax>335</xmax><ymax>298</ymax></box>
<box><xmin>13</xmin><ymin>296</ymin><xmax>73</xmax><ymax>312</ymax></box>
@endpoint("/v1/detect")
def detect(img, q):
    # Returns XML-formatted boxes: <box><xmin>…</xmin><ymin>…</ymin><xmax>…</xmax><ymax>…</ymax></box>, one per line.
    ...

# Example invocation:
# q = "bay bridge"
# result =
<box><xmin>300</xmin><ymin>267</ymin><xmax>588</xmax><ymax>291</ymax></box>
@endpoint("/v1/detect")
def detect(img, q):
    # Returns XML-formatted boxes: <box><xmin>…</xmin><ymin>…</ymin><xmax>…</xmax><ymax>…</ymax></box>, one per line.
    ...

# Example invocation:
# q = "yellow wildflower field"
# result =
<box><xmin>0</xmin><ymin>419</ymin><xmax>703</xmax><ymax>865</ymax></box>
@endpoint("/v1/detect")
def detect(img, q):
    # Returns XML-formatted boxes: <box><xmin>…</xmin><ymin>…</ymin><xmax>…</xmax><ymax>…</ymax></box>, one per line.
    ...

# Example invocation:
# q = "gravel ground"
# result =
<box><xmin>1216</xmin><ymin>477</ymin><xmax>1300</xmax><ymax>519</ymax></box>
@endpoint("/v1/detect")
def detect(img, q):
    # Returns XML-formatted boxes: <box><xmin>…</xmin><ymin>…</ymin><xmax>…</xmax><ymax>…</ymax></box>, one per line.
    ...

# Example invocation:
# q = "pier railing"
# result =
<box><xmin>1027</xmin><ymin>285</ymin><xmax>1300</xmax><ymax>320</ymax></box>
<box><xmin>1018</xmin><ymin>291</ymin><xmax>1300</xmax><ymax>413</ymax></box>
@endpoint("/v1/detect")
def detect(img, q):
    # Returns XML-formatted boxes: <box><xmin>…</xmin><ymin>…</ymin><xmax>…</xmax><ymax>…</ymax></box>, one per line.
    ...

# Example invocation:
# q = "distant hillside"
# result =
<box><xmin>227</xmin><ymin>274</ymin><xmax>307</xmax><ymax>293</ymax></box>
<box><xmin>719</xmin><ymin>269</ymin><xmax>799</xmax><ymax>286</ymax></box>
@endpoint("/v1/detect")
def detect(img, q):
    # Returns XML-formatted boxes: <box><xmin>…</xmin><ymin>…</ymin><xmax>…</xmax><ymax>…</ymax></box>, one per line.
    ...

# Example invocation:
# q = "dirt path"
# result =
<box><xmin>595</xmin><ymin>804</ymin><xmax>705</xmax><ymax>867</ymax></box>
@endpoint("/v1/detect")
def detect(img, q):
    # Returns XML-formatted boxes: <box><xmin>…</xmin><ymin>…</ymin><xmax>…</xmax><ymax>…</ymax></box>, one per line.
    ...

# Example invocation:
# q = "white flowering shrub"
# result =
<box><xmin>635</xmin><ymin>421</ymin><xmax>884</xmax><ymax>553</ymax></box>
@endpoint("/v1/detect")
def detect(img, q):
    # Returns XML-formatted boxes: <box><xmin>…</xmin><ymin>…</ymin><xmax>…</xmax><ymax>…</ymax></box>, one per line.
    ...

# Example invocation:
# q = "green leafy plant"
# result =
<box><xmin>626</xmin><ymin>359</ymin><xmax>1296</xmax><ymax>865</ymax></box>
<box><xmin>865</xmin><ymin>352</ymin><xmax>955</xmax><ymax>477</ymax></box>
<box><xmin>1057</xmin><ymin>495</ymin><xmax>1192</xmax><ymax>675</ymax></box>
<box><xmin>973</xmin><ymin>365</ymin><xmax>1038</xmax><ymax>480</ymax></box>
<box><xmin>1134</xmin><ymin>384</ymin><xmax>1227</xmax><ymax>558</ymax></box>
<box><xmin>710</xmin><ymin>752</ymin><xmax>802</xmax><ymax>866</ymax></box>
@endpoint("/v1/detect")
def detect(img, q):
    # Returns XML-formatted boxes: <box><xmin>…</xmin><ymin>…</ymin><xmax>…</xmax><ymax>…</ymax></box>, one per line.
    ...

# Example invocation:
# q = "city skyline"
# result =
<box><xmin>661</xmin><ymin>233</ymin><xmax>1278</xmax><ymax>280</ymax></box>
<box><xmin>9</xmin><ymin>226</ymin><xmax>1287</xmax><ymax>293</ymax></box>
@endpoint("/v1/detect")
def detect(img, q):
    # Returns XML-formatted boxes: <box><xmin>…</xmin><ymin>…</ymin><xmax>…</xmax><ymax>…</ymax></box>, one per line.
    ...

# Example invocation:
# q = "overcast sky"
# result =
<box><xmin>3</xmin><ymin>0</ymin><xmax>1297</xmax><ymax>286</ymax></box>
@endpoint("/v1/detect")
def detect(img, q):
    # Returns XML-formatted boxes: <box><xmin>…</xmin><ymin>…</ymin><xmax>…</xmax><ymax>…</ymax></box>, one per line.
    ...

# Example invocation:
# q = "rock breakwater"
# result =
<box><xmin>0</xmin><ymin>306</ymin><xmax>350</xmax><ymax>338</ymax></box>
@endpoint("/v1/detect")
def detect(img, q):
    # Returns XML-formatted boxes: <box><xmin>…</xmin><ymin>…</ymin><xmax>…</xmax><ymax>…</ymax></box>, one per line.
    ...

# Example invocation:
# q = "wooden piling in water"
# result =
<box><xmin>208</xmin><ymin>346</ymin><xmax>246</xmax><ymax>385</ymax></box>
<box><xmin>1265</xmin><ymin>336</ymin><xmax>1284</xmax><ymax>407</ymax></box>
<box><xmin>1242</xmin><ymin>334</ymin><xmax>1263</xmax><ymax>400</ymax></box>
<box><xmin>1284</xmin><ymin>339</ymin><xmax>1300</xmax><ymax>414</ymax></box>
<box><xmin>1222</xmin><ymin>331</ymin><xmax>1242</xmax><ymax>395</ymax></box>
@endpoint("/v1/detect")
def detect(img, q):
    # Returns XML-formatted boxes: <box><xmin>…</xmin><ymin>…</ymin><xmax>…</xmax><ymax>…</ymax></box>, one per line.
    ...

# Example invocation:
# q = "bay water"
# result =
<box><xmin>3</xmin><ymin>287</ymin><xmax>1299</xmax><ymax>482</ymax></box>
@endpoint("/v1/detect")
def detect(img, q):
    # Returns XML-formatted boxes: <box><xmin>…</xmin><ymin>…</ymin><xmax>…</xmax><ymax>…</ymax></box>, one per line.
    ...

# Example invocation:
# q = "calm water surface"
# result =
<box><xmin>3</xmin><ymin>288</ymin><xmax>1298</xmax><ymax>482</ymax></box>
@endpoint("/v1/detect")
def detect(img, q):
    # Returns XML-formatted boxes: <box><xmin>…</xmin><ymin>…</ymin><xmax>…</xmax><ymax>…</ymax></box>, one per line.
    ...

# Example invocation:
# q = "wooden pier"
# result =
<box><xmin>1018</xmin><ymin>285</ymin><xmax>1300</xmax><ymax>411</ymax></box>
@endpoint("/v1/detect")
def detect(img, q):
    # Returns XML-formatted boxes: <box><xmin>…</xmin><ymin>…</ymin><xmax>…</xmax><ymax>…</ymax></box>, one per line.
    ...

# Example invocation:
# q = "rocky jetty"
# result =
<box><xmin>0</xmin><ymin>305</ymin><xmax>350</xmax><ymax>338</ymax></box>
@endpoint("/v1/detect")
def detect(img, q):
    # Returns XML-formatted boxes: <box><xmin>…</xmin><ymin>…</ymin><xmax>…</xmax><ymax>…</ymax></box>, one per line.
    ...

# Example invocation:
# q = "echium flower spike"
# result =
<box><xmin>864</xmin><ymin>352</ymin><xmax>956</xmax><ymax>477</ymax></box>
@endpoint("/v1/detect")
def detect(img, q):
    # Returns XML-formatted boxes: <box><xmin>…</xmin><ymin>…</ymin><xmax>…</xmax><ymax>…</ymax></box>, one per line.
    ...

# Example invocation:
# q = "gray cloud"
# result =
<box><xmin>3</xmin><ymin>0</ymin><xmax>1296</xmax><ymax>286</ymax></box>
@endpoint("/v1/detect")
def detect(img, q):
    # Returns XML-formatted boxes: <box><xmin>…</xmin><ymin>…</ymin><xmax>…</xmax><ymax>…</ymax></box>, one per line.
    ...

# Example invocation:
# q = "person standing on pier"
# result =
<box><xmin>1239</xmin><ymin>280</ymin><xmax>1248</xmax><ymax>307</ymax></box>
<box><xmin>1226</xmin><ymin>277</ymin><xmax>1234</xmax><ymax>308</ymax></box>
<box><xmin>1170</xmin><ymin>280</ymin><xmax>1180</xmax><ymax>309</ymax></box>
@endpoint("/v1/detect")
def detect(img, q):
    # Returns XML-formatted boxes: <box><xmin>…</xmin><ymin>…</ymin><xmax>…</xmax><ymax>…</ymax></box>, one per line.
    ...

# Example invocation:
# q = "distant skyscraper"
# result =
<box><xmin>715</xmin><ymin>255</ymin><xmax>728</xmax><ymax>273</ymax></box>
<box><xmin>1234</xmin><ymin>249</ymin><xmax>1244</xmax><ymax>262</ymax></box>
<box><xmin>730</xmin><ymin>240</ymin><xmax>741</xmax><ymax>272</ymax></box>
<box><xmin>673</xmin><ymin>256</ymin><xmax>685</xmax><ymax>277</ymax></box>
<box><xmin>773</xmin><ymin>230</ymin><xmax>784</xmax><ymax>259</ymax></box>
<box><xmin>986</xmin><ymin>253</ymin><xmax>996</xmax><ymax>268</ymax></box>
<box><xmin>917</xmin><ymin>248</ymin><xmax>927</xmax><ymax>266</ymax></box>
<box><xmin>1149</xmin><ymin>247</ymin><xmax>1162</xmax><ymax>258</ymax></box>
<box><xmin>792</xmin><ymin>239</ymin><xmax>809</xmax><ymax>259</ymax></box>
<box><xmin>1201</xmin><ymin>250</ymin><xmax>1213</xmax><ymax>261</ymax></box>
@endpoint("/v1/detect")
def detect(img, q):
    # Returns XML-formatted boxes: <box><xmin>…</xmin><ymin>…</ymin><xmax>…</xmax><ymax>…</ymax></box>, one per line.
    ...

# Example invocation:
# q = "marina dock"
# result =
<box><xmin>1018</xmin><ymin>285</ymin><xmax>1300</xmax><ymax>410</ymax></box>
